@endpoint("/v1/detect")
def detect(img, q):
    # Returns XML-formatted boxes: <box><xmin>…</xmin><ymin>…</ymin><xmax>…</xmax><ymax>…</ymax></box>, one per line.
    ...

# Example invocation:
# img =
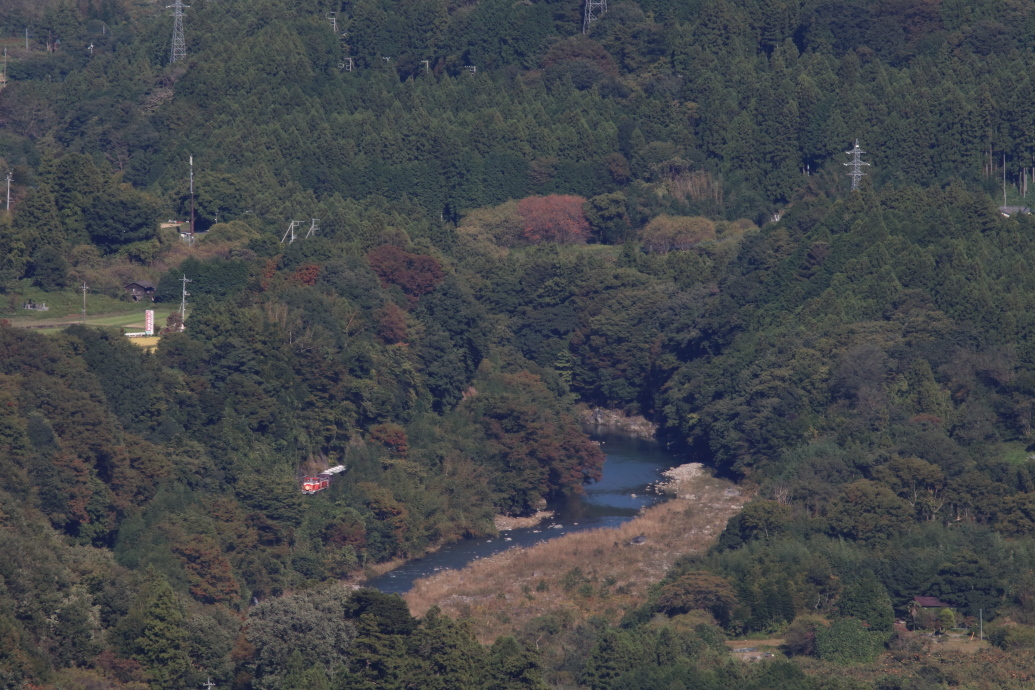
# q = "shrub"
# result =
<box><xmin>656</xmin><ymin>571</ymin><xmax>738</xmax><ymax>626</ymax></box>
<box><xmin>815</xmin><ymin>618</ymin><xmax>887</xmax><ymax>664</ymax></box>
<box><xmin>639</xmin><ymin>215</ymin><xmax>715</xmax><ymax>253</ymax></box>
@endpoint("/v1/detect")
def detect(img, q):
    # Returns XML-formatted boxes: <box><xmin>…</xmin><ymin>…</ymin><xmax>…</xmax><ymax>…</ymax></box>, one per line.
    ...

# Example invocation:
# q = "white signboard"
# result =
<box><xmin>145</xmin><ymin>310</ymin><xmax>155</xmax><ymax>336</ymax></box>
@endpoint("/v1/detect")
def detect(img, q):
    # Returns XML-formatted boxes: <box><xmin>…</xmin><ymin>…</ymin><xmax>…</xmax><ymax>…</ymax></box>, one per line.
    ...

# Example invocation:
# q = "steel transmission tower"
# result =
<box><xmin>583</xmin><ymin>0</ymin><xmax>607</xmax><ymax>34</ymax></box>
<box><xmin>168</xmin><ymin>1</ymin><xmax>189</xmax><ymax>64</ymax></box>
<box><xmin>844</xmin><ymin>139</ymin><xmax>871</xmax><ymax>191</ymax></box>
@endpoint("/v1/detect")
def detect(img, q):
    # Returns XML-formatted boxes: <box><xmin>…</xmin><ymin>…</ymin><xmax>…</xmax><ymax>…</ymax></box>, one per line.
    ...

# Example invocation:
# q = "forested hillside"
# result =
<box><xmin>6</xmin><ymin>0</ymin><xmax>1035</xmax><ymax>688</ymax></box>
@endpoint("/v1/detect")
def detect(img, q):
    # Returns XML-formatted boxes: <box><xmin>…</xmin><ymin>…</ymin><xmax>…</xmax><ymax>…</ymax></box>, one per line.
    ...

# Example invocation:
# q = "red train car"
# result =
<box><xmin>301</xmin><ymin>475</ymin><xmax>330</xmax><ymax>494</ymax></box>
<box><xmin>300</xmin><ymin>465</ymin><xmax>346</xmax><ymax>494</ymax></box>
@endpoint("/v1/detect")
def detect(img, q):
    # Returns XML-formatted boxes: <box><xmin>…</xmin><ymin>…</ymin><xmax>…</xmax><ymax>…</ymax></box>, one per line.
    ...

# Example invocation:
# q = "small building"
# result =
<box><xmin>124</xmin><ymin>281</ymin><xmax>155</xmax><ymax>302</ymax></box>
<box><xmin>909</xmin><ymin>596</ymin><xmax>952</xmax><ymax>623</ymax></box>
<box><xmin>911</xmin><ymin>596</ymin><xmax>950</xmax><ymax>610</ymax></box>
<box><xmin>999</xmin><ymin>205</ymin><xmax>1032</xmax><ymax>217</ymax></box>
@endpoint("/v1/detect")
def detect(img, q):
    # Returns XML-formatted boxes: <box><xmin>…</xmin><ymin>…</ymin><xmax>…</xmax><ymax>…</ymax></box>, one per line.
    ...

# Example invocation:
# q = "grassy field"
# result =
<box><xmin>3</xmin><ymin>286</ymin><xmax>183</xmax><ymax>334</ymax></box>
<box><xmin>5</xmin><ymin>306</ymin><xmax>182</xmax><ymax>332</ymax></box>
<box><xmin>1</xmin><ymin>286</ymin><xmax>143</xmax><ymax>321</ymax></box>
<box><xmin>403</xmin><ymin>464</ymin><xmax>747</xmax><ymax>644</ymax></box>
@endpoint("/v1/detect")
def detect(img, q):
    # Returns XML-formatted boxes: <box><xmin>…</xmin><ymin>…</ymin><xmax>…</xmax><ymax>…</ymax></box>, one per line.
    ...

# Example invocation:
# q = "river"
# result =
<box><xmin>366</xmin><ymin>429</ymin><xmax>684</xmax><ymax>594</ymax></box>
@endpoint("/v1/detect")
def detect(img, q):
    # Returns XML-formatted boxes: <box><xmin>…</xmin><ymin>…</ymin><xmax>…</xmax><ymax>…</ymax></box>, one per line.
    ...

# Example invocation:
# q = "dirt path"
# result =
<box><xmin>404</xmin><ymin>464</ymin><xmax>747</xmax><ymax>643</ymax></box>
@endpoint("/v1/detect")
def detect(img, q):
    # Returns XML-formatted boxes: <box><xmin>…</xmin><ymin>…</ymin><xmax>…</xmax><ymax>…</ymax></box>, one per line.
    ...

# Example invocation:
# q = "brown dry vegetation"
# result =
<box><xmin>404</xmin><ymin>466</ymin><xmax>747</xmax><ymax>643</ymax></box>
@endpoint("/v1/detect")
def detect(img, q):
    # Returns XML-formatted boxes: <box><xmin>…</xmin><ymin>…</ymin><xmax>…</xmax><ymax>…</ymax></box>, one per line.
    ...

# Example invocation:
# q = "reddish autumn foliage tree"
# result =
<box><xmin>462</xmin><ymin>371</ymin><xmax>604</xmax><ymax>515</ymax></box>
<box><xmin>376</xmin><ymin>302</ymin><xmax>408</xmax><ymax>343</ymax></box>
<box><xmin>172</xmin><ymin>539</ymin><xmax>241</xmax><ymax>604</ymax></box>
<box><xmin>369</xmin><ymin>422</ymin><xmax>408</xmax><ymax>458</ymax></box>
<box><xmin>516</xmin><ymin>195</ymin><xmax>591</xmax><ymax>244</ymax></box>
<box><xmin>259</xmin><ymin>257</ymin><xmax>278</xmax><ymax>291</ymax></box>
<box><xmin>293</xmin><ymin>263</ymin><xmax>320</xmax><ymax>286</ymax></box>
<box><xmin>366</xmin><ymin>245</ymin><xmax>445</xmax><ymax>306</ymax></box>
<box><xmin>322</xmin><ymin>509</ymin><xmax>367</xmax><ymax>549</ymax></box>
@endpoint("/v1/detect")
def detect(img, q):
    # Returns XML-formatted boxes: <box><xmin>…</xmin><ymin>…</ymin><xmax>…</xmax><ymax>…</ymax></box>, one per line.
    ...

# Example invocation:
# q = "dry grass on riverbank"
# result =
<box><xmin>404</xmin><ymin>466</ymin><xmax>747</xmax><ymax>643</ymax></box>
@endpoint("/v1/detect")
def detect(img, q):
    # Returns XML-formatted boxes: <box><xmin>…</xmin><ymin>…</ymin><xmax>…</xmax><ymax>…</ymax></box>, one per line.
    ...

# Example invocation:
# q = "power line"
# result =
<box><xmin>844</xmin><ymin>139</ymin><xmax>871</xmax><ymax>191</ymax></box>
<box><xmin>582</xmin><ymin>0</ymin><xmax>607</xmax><ymax>34</ymax></box>
<box><xmin>168</xmin><ymin>1</ymin><xmax>189</xmax><ymax>64</ymax></box>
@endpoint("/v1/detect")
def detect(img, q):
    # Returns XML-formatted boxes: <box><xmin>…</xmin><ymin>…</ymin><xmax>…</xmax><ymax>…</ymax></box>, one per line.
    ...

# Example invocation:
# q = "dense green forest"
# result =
<box><xmin>7</xmin><ymin>0</ymin><xmax>1035</xmax><ymax>687</ymax></box>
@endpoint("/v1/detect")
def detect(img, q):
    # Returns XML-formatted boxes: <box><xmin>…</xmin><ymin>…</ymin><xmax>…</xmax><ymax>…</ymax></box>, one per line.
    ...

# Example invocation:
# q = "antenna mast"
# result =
<box><xmin>844</xmin><ymin>139</ymin><xmax>871</xmax><ymax>191</ymax></box>
<box><xmin>179</xmin><ymin>275</ymin><xmax>191</xmax><ymax>326</ymax></box>
<box><xmin>582</xmin><ymin>0</ymin><xmax>607</xmax><ymax>34</ymax></box>
<box><xmin>168</xmin><ymin>1</ymin><xmax>189</xmax><ymax>64</ymax></box>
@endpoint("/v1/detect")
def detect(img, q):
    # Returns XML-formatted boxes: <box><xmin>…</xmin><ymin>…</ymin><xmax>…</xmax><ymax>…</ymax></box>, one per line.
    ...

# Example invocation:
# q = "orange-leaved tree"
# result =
<box><xmin>516</xmin><ymin>195</ymin><xmax>591</xmax><ymax>244</ymax></box>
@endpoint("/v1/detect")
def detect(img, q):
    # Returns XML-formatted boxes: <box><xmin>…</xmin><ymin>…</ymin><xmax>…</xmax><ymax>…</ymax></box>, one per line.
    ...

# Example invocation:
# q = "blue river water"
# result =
<box><xmin>366</xmin><ymin>429</ymin><xmax>684</xmax><ymax>594</ymax></box>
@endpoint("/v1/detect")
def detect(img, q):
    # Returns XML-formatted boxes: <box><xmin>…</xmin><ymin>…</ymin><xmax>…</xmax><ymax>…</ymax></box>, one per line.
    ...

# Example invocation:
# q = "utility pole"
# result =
<box><xmin>582</xmin><ymin>0</ymin><xmax>607</xmax><ymax>34</ymax></box>
<box><xmin>5</xmin><ymin>171</ymin><xmax>11</xmax><ymax>213</ymax></box>
<box><xmin>168</xmin><ymin>1</ymin><xmax>189</xmax><ymax>64</ymax></box>
<box><xmin>1003</xmin><ymin>154</ymin><xmax>1007</xmax><ymax>207</ymax></box>
<box><xmin>189</xmin><ymin>155</ymin><xmax>195</xmax><ymax>246</ymax></box>
<box><xmin>844</xmin><ymin>139</ymin><xmax>871</xmax><ymax>191</ymax></box>
<box><xmin>80</xmin><ymin>282</ymin><xmax>89</xmax><ymax>324</ymax></box>
<box><xmin>327</xmin><ymin>12</ymin><xmax>337</xmax><ymax>33</ymax></box>
<box><xmin>25</xmin><ymin>28</ymin><xmax>29</xmax><ymax>50</ymax></box>
<box><xmin>179</xmin><ymin>275</ymin><xmax>191</xmax><ymax>327</ymax></box>
<box><xmin>305</xmin><ymin>218</ymin><xmax>319</xmax><ymax>239</ymax></box>
<box><xmin>202</xmin><ymin>678</ymin><xmax>216</xmax><ymax>690</ymax></box>
<box><xmin>280</xmin><ymin>220</ymin><xmax>302</xmax><ymax>244</ymax></box>
<box><xmin>980</xmin><ymin>608</ymin><xmax>983</xmax><ymax>640</ymax></box>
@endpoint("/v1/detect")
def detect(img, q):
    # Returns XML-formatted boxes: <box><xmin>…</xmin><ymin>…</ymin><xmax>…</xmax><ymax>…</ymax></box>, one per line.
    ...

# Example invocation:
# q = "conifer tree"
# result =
<box><xmin>135</xmin><ymin>572</ymin><xmax>191</xmax><ymax>689</ymax></box>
